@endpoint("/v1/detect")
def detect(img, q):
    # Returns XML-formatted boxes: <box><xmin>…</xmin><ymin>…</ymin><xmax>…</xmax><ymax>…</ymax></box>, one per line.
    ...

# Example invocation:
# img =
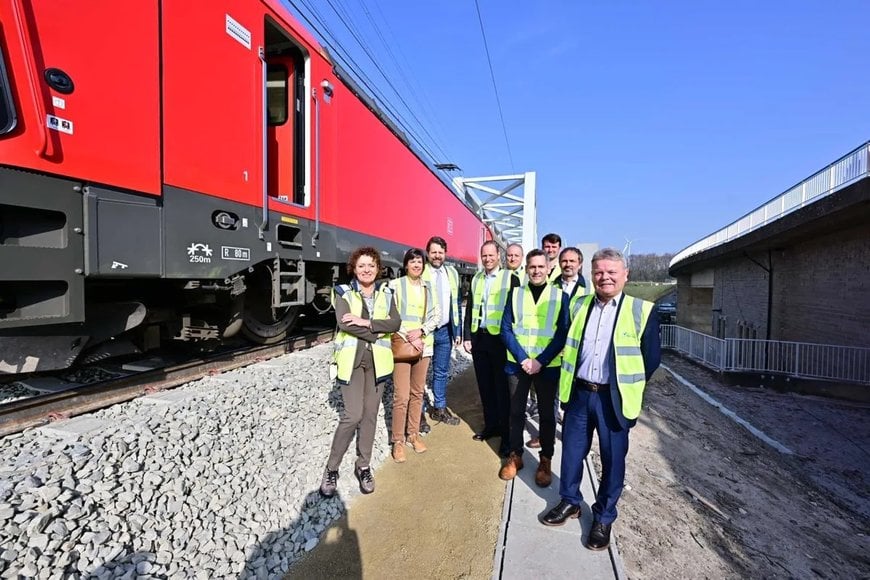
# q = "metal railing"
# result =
<box><xmin>661</xmin><ymin>325</ymin><xmax>870</xmax><ymax>385</ymax></box>
<box><xmin>660</xmin><ymin>325</ymin><xmax>726</xmax><ymax>370</ymax></box>
<box><xmin>670</xmin><ymin>141</ymin><xmax>870</xmax><ymax>269</ymax></box>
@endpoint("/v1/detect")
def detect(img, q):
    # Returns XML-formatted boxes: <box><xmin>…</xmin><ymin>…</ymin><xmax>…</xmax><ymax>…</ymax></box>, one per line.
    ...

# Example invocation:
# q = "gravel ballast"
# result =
<box><xmin>0</xmin><ymin>345</ymin><xmax>471</xmax><ymax>578</ymax></box>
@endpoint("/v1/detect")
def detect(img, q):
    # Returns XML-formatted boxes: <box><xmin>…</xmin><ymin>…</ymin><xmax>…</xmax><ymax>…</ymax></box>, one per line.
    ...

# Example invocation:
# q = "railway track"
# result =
<box><xmin>0</xmin><ymin>327</ymin><xmax>334</xmax><ymax>437</ymax></box>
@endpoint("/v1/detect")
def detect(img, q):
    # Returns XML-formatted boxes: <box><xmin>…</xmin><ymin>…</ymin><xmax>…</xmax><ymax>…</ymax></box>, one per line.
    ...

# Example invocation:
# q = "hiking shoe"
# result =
<box><xmin>355</xmin><ymin>466</ymin><xmax>375</xmax><ymax>494</ymax></box>
<box><xmin>409</xmin><ymin>435</ymin><xmax>428</xmax><ymax>454</ymax></box>
<box><xmin>392</xmin><ymin>442</ymin><xmax>407</xmax><ymax>463</ymax></box>
<box><xmin>429</xmin><ymin>406</ymin><xmax>460</xmax><ymax>426</ymax></box>
<box><xmin>319</xmin><ymin>468</ymin><xmax>338</xmax><ymax>498</ymax></box>
<box><xmin>535</xmin><ymin>455</ymin><xmax>552</xmax><ymax>487</ymax></box>
<box><xmin>419</xmin><ymin>413</ymin><xmax>431</xmax><ymax>435</ymax></box>
<box><xmin>499</xmin><ymin>452</ymin><xmax>524</xmax><ymax>481</ymax></box>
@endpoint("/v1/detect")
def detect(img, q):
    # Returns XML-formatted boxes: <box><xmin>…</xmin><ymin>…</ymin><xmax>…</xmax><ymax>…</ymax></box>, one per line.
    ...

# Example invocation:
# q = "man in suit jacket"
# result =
<box><xmin>540</xmin><ymin>248</ymin><xmax>661</xmax><ymax>552</ymax></box>
<box><xmin>421</xmin><ymin>236</ymin><xmax>463</xmax><ymax>428</ymax></box>
<box><xmin>541</xmin><ymin>233</ymin><xmax>563</xmax><ymax>283</ymax></box>
<box><xmin>552</xmin><ymin>246</ymin><xmax>588</xmax><ymax>315</ymax></box>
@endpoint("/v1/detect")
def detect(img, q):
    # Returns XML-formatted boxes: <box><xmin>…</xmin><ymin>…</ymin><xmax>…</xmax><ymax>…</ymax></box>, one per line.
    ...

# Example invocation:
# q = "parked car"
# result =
<box><xmin>657</xmin><ymin>300</ymin><xmax>676</xmax><ymax>323</ymax></box>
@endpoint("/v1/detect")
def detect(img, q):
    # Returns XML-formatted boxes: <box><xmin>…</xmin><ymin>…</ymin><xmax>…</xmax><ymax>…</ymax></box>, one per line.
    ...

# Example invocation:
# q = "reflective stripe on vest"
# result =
<box><xmin>421</xmin><ymin>264</ymin><xmax>460</xmax><ymax>326</ymax></box>
<box><xmin>558</xmin><ymin>294</ymin><xmax>653</xmax><ymax>419</ymax></box>
<box><xmin>506</xmin><ymin>284</ymin><xmax>563</xmax><ymax>367</ymax></box>
<box><xmin>469</xmin><ymin>269</ymin><xmax>511</xmax><ymax>334</ymax></box>
<box><xmin>566</xmin><ymin>284</ymin><xmax>588</xmax><ymax>320</ymax></box>
<box><xmin>389</xmin><ymin>276</ymin><xmax>434</xmax><ymax>348</ymax></box>
<box><xmin>333</xmin><ymin>284</ymin><xmax>395</xmax><ymax>384</ymax></box>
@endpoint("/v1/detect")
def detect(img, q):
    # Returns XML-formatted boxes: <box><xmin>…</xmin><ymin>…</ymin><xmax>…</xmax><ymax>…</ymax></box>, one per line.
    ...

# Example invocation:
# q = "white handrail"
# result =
<box><xmin>671</xmin><ymin>142</ymin><xmax>870</xmax><ymax>269</ymax></box>
<box><xmin>661</xmin><ymin>325</ymin><xmax>870</xmax><ymax>385</ymax></box>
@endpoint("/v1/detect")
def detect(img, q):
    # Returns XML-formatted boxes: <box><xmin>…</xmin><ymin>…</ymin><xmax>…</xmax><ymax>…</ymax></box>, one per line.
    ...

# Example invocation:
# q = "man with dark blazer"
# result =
<box><xmin>527</xmin><ymin>245</ymin><xmax>589</xmax><ymax>450</ymax></box>
<box><xmin>552</xmin><ymin>247</ymin><xmax>587</xmax><ymax>309</ymax></box>
<box><xmin>463</xmin><ymin>241</ymin><xmax>518</xmax><ymax>456</ymax></box>
<box><xmin>540</xmin><ymin>248</ymin><xmax>660</xmax><ymax>552</ymax></box>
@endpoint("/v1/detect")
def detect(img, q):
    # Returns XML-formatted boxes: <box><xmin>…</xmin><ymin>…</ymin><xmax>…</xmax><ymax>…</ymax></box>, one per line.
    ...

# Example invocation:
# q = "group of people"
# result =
<box><xmin>320</xmin><ymin>232</ymin><xmax>661</xmax><ymax>552</ymax></box>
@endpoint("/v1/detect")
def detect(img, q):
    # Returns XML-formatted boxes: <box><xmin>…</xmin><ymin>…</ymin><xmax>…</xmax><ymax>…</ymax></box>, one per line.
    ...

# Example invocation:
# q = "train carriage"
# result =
<box><xmin>0</xmin><ymin>0</ymin><xmax>491</xmax><ymax>373</ymax></box>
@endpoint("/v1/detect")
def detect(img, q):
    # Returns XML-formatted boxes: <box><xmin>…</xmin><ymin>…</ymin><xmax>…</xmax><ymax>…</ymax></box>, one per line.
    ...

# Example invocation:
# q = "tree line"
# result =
<box><xmin>626</xmin><ymin>253</ymin><xmax>675</xmax><ymax>282</ymax></box>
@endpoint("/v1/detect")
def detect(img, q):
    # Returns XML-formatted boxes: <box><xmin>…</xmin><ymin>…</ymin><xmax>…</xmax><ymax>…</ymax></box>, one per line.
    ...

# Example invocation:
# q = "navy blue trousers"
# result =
<box><xmin>559</xmin><ymin>384</ymin><xmax>629</xmax><ymax>525</ymax></box>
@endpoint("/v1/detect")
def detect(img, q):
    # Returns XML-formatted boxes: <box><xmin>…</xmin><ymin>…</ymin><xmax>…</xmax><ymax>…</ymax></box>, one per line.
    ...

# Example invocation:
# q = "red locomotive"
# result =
<box><xmin>0</xmin><ymin>0</ymin><xmax>490</xmax><ymax>373</ymax></box>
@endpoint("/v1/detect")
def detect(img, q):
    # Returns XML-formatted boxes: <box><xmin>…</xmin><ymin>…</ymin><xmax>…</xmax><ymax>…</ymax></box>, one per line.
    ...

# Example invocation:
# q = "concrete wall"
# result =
<box><xmin>771</xmin><ymin>224</ymin><xmax>870</xmax><ymax>347</ymax></box>
<box><xmin>712</xmin><ymin>255</ymin><xmax>771</xmax><ymax>340</ymax></box>
<box><xmin>675</xmin><ymin>278</ymin><xmax>714</xmax><ymax>333</ymax></box>
<box><xmin>691</xmin><ymin>221</ymin><xmax>870</xmax><ymax>348</ymax></box>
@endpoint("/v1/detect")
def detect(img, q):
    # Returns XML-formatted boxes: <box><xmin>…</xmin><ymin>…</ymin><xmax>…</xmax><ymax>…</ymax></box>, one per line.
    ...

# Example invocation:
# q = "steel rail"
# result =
<box><xmin>0</xmin><ymin>328</ymin><xmax>334</xmax><ymax>437</ymax></box>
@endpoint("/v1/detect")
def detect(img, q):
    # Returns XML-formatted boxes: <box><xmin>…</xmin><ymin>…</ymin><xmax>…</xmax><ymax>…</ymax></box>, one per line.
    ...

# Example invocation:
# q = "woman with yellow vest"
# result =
<box><xmin>320</xmin><ymin>247</ymin><xmax>401</xmax><ymax>498</ymax></box>
<box><xmin>388</xmin><ymin>248</ymin><xmax>441</xmax><ymax>463</ymax></box>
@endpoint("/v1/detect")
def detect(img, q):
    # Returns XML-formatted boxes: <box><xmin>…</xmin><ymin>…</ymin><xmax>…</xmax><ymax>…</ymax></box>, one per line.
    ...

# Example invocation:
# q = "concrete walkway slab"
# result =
<box><xmin>493</xmin><ymin>418</ymin><xmax>626</xmax><ymax>580</ymax></box>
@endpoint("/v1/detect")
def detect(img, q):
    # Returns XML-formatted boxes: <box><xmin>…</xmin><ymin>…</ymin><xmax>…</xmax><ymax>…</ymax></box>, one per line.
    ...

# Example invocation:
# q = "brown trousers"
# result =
<box><xmin>326</xmin><ymin>349</ymin><xmax>383</xmax><ymax>471</ymax></box>
<box><xmin>391</xmin><ymin>356</ymin><xmax>431</xmax><ymax>443</ymax></box>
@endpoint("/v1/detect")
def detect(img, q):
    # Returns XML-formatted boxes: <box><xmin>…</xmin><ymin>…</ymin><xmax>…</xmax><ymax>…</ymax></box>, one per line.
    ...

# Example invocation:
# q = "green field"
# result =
<box><xmin>624</xmin><ymin>282</ymin><xmax>676</xmax><ymax>302</ymax></box>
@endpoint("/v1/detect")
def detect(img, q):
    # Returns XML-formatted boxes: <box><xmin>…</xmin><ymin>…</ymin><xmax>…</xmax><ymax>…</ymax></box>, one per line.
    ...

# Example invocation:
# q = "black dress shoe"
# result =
<box><xmin>472</xmin><ymin>430</ymin><xmax>497</xmax><ymax>441</ymax></box>
<box><xmin>587</xmin><ymin>521</ymin><xmax>611</xmax><ymax>550</ymax></box>
<box><xmin>540</xmin><ymin>500</ymin><xmax>581</xmax><ymax>526</ymax></box>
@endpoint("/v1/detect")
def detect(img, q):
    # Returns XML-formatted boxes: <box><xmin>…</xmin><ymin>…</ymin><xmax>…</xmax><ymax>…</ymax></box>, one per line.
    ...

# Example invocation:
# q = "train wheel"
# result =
<box><xmin>241</xmin><ymin>266</ymin><xmax>300</xmax><ymax>344</ymax></box>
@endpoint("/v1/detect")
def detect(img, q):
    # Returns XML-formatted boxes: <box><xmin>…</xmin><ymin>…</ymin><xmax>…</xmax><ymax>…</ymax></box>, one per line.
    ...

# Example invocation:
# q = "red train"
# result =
<box><xmin>0</xmin><ymin>0</ymin><xmax>490</xmax><ymax>373</ymax></box>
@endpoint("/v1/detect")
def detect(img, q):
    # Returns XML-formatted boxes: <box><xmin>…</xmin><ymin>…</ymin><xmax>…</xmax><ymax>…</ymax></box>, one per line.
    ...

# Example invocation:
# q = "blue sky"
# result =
<box><xmin>283</xmin><ymin>0</ymin><xmax>870</xmax><ymax>254</ymax></box>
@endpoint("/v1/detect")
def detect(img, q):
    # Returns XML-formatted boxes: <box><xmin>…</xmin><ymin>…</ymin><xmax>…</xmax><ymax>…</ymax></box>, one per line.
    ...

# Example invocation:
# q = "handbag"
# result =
<box><xmin>391</xmin><ymin>333</ymin><xmax>422</xmax><ymax>363</ymax></box>
<box><xmin>390</xmin><ymin>283</ymin><xmax>426</xmax><ymax>362</ymax></box>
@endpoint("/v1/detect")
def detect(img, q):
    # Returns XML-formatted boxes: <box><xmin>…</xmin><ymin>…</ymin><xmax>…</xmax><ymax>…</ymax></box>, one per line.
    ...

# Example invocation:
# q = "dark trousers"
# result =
<box><xmin>559</xmin><ymin>382</ymin><xmax>629</xmax><ymax>525</ymax></box>
<box><xmin>326</xmin><ymin>350</ymin><xmax>383</xmax><ymax>471</ymax></box>
<box><xmin>471</xmin><ymin>332</ymin><xmax>509</xmax><ymax>452</ymax></box>
<box><xmin>507</xmin><ymin>371</ymin><xmax>557</xmax><ymax>457</ymax></box>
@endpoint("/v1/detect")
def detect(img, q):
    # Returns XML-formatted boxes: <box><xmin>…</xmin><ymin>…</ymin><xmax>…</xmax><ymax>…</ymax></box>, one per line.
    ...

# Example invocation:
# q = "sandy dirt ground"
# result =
<box><xmin>286</xmin><ymin>368</ymin><xmax>506</xmax><ymax>579</ymax></box>
<box><xmin>614</xmin><ymin>354</ymin><xmax>870</xmax><ymax>579</ymax></box>
<box><xmin>286</xmin><ymin>354</ymin><xmax>870</xmax><ymax>579</ymax></box>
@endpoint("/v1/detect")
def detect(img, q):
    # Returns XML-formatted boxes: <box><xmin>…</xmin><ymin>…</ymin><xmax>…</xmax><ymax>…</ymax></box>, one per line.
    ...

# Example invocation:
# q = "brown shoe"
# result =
<box><xmin>408</xmin><ymin>435</ymin><xmax>427</xmax><ymax>454</ymax></box>
<box><xmin>526</xmin><ymin>437</ymin><xmax>541</xmax><ymax>449</ymax></box>
<box><xmin>498</xmin><ymin>452</ymin><xmax>524</xmax><ymax>481</ymax></box>
<box><xmin>392</xmin><ymin>442</ymin><xmax>406</xmax><ymax>463</ymax></box>
<box><xmin>535</xmin><ymin>455</ymin><xmax>552</xmax><ymax>487</ymax></box>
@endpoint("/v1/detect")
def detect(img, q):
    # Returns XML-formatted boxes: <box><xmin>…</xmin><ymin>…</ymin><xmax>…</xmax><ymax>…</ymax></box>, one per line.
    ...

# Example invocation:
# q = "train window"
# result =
<box><xmin>0</xmin><ymin>47</ymin><xmax>18</xmax><ymax>134</ymax></box>
<box><xmin>267</xmin><ymin>65</ymin><xmax>288</xmax><ymax>126</ymax></box>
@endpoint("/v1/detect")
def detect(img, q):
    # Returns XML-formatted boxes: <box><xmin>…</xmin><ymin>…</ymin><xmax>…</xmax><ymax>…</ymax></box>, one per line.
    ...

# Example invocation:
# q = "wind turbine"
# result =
<box><xmin>623</xmin><ymin>238</ymin><xmax>637</xmax><ymax>267</ymax></box>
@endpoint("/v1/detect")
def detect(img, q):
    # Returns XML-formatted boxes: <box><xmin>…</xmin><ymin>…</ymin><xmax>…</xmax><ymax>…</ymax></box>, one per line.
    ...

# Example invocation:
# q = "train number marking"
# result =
<box><xmin>46</xmin><ymin>114</ymin><xmax>73</xmax><ymax>135</ymax></box>
<box><xmin>225</xmin><ymin>14</ymin><xmax>251</xmax><ymax>50</ymax></box>
<box><xmin>187</xmin><ymin>243</ymin><xmax>213</xmax><ymax>264</ymax></box>
<box><xmin>111</xmin><ymin>261</ymin><xmax>129</xmax><ymax>270</ymax></box>
<box><xmin>221</xmin><ymin>246</ymin><xmax>250</xmax><ymax>261</ymax></box>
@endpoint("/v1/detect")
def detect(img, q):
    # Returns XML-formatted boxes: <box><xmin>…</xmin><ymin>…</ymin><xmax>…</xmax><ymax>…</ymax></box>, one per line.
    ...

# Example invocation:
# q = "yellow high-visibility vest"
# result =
<box><xmin>421</xmin><ymin>264</ymin><xmax>460</xmax><ymax>326</ymax></box>
<box><xmin>559</xmin><ymin>294</ymin><xmax>653</xmax><ymax>420</ymax></box>
<box><xmin>332</xmin><ymin>284</ymin><xmax>394</xmax><ymax>384</ymax></box>
<box><xmin>469</xmin><ymin>269</ymin><xmax>512</xmax><ymax>334</ymax></box>
<box><xmin>506</xmin><ymin>283</ymin><xmax>563</xmax><ymax>368</ymax></box>
<box><xmin>389</xmin><ymin>276</ymin><xmax>434</xmax><ymax>349</ymax></box>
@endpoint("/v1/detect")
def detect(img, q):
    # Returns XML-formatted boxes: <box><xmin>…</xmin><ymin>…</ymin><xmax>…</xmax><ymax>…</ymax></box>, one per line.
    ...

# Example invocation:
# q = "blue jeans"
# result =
<box><xmin>430</xmin><ymin>325</ymin><xmax>452</xmax><ymax>409</ymax></box>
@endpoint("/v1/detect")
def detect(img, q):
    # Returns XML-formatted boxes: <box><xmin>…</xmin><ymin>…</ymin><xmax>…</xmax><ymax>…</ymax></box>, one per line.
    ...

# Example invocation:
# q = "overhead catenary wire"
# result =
<box><xmin>321</xmin><ymin>0</ymin><xmax>451</xmax><ymax>163</ymax></box>
<box><xmin>473</xmin><ymin>0</ymin><xmax>516</xmax><ymax>173</ymax></box>
<box><xmin>285</xmin><ymin>0</ymin><xmax>452</xmax><ymax>169</ymax></box>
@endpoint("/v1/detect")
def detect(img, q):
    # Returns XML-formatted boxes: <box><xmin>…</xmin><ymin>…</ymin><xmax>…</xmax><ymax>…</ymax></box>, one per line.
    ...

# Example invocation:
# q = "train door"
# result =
<box><xmin>265</xmin><ymin>26</ymin><xmax>306</xmax><ymax>206</ymax></box>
